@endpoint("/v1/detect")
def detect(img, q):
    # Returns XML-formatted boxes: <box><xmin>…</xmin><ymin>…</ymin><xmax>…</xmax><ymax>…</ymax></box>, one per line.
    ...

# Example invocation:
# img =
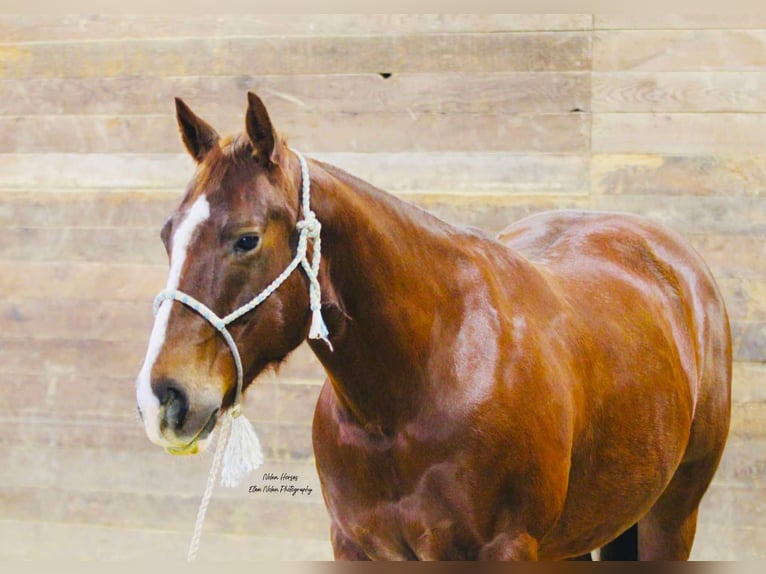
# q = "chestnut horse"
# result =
<box><xmin>136</xmin><ymin>93</ymin><xmax>731</xmax><ymax>560</ymax></box>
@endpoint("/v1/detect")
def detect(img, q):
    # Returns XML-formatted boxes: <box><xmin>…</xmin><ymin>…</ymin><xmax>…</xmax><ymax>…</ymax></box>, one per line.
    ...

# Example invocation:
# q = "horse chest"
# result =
<box><xmin>320</xmin><ymin>446</ymin><xmax>479</xmax><ymax>560</ymax></box>
<box><xmin>314</xmin><ymin>398</ymin><xmax>490</xmax><ymax>559</ymax></box>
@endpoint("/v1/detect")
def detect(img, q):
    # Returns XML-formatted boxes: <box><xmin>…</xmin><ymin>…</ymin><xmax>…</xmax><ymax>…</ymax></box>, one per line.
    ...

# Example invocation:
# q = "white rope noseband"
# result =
<box><xmin>152</xmin><ymin>151</ymin><xmax>331</xmax><ymax>560</ymax></box>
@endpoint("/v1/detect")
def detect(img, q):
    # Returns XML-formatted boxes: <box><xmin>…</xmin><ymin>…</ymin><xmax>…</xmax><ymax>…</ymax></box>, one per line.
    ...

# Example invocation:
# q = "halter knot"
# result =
<box><xmin>296</xmin><ymin>211</ymin><xmax>321</xmax><ymax>238</ymax></box>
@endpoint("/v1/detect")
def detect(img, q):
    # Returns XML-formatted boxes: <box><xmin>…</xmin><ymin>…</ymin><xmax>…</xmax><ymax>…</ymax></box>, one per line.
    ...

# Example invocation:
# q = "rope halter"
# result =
<box><xmin>153</xmin><ymin>150</ymin><xmax>332</xmax><ymax>412</ymax></box>
<box><xmin>150</xmin><ymin>150</ymin><xmax>332</xmax><ymax>561</ymax></box>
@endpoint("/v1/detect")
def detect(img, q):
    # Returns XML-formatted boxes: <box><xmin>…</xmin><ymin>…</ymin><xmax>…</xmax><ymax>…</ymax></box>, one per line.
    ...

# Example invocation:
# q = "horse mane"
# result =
<box><xmin>314</xmin><ymin>158</ymin><xmax>463</xmax><ymax>237</ymax></box>
<box><xmin>218</xmin><ymin>133</ymin><xmax>291</xmax><ymax>167</ymax></box>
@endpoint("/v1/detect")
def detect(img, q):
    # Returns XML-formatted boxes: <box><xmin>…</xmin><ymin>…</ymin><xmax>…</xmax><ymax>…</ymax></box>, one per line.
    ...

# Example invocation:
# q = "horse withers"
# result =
<box><xmin>135</xmin><ymin>93</ymin><xmax>732</xmax><ymax>560</ymax></box>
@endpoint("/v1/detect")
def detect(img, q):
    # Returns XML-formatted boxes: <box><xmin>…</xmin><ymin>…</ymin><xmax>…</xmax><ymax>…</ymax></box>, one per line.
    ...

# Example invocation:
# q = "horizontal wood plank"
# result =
<box><xmin>0</xmin><ymin>413</ymin><xmax>314</xmax><ymax>463</ymax></box>
<box><xmin>691</xmin><ymin>522</ymin><xmax>766</xmax><ymax>561</ymax></box>
<box><xmin>0</xmin><ymin>153</ymin><xmax>590</xmax><ymax>194</ymax></box>
<box><xmin>0</xmin><ymin>153</ymin><xmax>194</xmax><ymax>189</ymax></box>
<box><xmin>0</xmin><ymin>262</ymin><xmax>166</xmax><ymax>299</ymax></box>
<box><xmin>0</xmin><ymin>299</ymin><xmax>153</xmax><ymax>341</ymax></box>
<box><xmin>0</xmin><ymin>485</ymin><xmax>329</xmax><ymax>538</ymax></box>
<box><xmin>592</xmin><ymin>72</ymin><xmax>766</xmax><ymax>112</ymax></box>
<box><xmin>591</xmin><ymin>154</ymin><xmax>766</xmax><ymax>196</ymax></box>
<box><xmin>0</xmin><ymin>33</ymin><xmax>590</xmax><ymax>80</ymax></box>
<box><xmin>0</xmin><ymin>227</ymin><xmax>166</xmax><ymax>264</ymax></box>
<box><xmin>0</xmin><ymin>445</ymin><xmax>322</xmax><ymax>499</ymax></box>
<box><xmin>594</xmin><ymin>30</ymin><xmax>766</xmax><ymax>72</ymax></box>
<box><xmin>731</xmin><ymin>321</ymin><xmax>766</xmax><ymax>362</ymax></box>
<box><xmin>0</xmin><ymin>190</ymin><xmax>179</xmax><ymax>228</ymax></box>
<box><xmin>593</xmin><ymin>113</ymin><xmax>766</xmax><ymax>154</ymax></box>
<box><xmin>0</xmin><ymin>14</ymin><xmax>593</xmax><ymax>42</ymax></box>
<box><xmin>587</xmin><ymin>194</ymin><xmax>766</xmax><ymax>235</ymax></box>
<box><xmin>686</xmin><ymin>235</ymin><xmax>766</xmax><ymax>278</ymax></box>
<box><xmin>0</xmin><ymin>112</ymin><xmax>590</xmax><ymax>154</ymax></box>
<box><xmin>733</xmin><ymin>362</ymin><xmax>766</xmax><ymax>402</ymax></box>
<box><xmin>595</xmin><ymin>15</ymin><xmax>766</xmax><ymax>30</ymax></box>
<box><xmin>0</xmin><ymin>519</ymin><xmax>333</xmax><ymax>560</ymax></box>
<box><xmin>700</xmin><ymin>276</ymin><xmax>766</xmax><ymax>322</ymax></box>
<box><xmin>0</xmin><ymin>72</ymin><xmax>590</xmax><ymax>116</ymax></box>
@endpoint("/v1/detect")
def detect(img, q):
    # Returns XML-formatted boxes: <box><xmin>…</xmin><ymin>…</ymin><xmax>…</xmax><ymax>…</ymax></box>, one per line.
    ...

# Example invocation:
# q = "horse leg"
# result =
<box><xmin>330</xmin><ymin>522</ymin><xmax>370</xmax><ymax>560</ymax></box>
<box><xmin>479</xmin><ymin>531</ymin><xmax>539</xmax><ymax>560</ymax></box>
<box><xmin>599</xmin><ymin>523</ymin><xmax>638</xmax><ymax>560</ymax></box>
<box><xmin>637</xmin><ymin>453</ymin><xmax>723</xmax><ymax>560</ymax></box>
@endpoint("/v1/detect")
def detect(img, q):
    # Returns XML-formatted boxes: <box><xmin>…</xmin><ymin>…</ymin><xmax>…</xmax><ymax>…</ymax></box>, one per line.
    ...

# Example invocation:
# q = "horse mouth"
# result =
<box><xmin>164</xmin><ymin>408</ymin><xmax>219</xmax><ymax>456</ymax></box>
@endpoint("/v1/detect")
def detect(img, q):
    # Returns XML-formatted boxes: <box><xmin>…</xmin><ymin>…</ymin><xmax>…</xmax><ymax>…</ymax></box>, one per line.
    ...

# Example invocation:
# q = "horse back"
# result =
<box><xmin>497</xmin><ymin>210</ymin><xmax>732</xmax><ymax>462</ymax></box>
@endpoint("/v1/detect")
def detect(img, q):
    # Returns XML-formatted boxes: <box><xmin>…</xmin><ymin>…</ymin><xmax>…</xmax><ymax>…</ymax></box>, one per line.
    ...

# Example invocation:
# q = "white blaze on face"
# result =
<box><xmin>136</xmin><ymin>195</ymin><xmax>210</xmax><ymax>444</ymax></box>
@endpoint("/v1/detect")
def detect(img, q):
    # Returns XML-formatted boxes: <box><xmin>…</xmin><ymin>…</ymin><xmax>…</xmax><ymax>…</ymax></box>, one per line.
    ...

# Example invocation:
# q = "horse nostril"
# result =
<box><xmin>163</xmin><ymin>386</ymin><xmax>189</xmax><ymax>430</ymax></box>
<box><xmin>156</xmin><ymin>381</ymin><xmax>189</xmax><ymax>431</ymax></box>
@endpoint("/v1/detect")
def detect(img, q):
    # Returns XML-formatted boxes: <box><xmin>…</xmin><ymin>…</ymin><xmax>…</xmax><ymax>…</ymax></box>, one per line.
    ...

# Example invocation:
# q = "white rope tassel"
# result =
<box><xmin>309</xmin><ymin>307</ymin><xmax>330</xmax><ymax>341</ymax></box>
<box><xmin>221</xmin><ymin>405</ymin><xmax>264</xmax><ymax>488</ymax></box>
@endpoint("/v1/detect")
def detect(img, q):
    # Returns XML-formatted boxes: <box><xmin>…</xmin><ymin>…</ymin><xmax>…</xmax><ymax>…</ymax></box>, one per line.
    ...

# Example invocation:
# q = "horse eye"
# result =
<box><xmin>234</xmin><ymin>234</ymin><xmax>260</xmax><ymax>253</ymax></box>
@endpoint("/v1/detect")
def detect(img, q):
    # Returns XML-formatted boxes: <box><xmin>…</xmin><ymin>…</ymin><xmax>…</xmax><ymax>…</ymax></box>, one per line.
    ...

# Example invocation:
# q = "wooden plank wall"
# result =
<box><xmin>0</xmin><ymin>14</ymin><xmax>763</xmax><ymax>560</ymax></box>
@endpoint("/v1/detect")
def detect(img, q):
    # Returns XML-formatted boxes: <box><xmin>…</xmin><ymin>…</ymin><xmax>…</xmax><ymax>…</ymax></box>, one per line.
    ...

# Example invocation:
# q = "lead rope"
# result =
<box><xmin>151</xmin><ymin>151</ymin><xmax>331</xmax><ymax>561</ymax></box>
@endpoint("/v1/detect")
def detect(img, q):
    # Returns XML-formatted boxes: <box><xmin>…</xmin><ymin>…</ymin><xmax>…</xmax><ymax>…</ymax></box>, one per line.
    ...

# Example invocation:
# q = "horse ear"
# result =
<box><xmin>175</xmin><ymin>98</ymin><xmax>220</xmax><ymax>163</ymax></box>
<box><xmin>245</xmin><ymin>92</ymin><xmax>281</xmax><ymax>165</ymax></box>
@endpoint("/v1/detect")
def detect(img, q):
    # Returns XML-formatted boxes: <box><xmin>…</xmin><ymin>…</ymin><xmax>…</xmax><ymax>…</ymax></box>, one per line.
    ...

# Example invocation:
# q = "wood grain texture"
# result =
<box><xmin>0</xmin><ymin>153</ymin><xmax>590</xmax><ymax>194</ymax></box>
<box><xmin>0</xmin><ymin>190</ymin><xmax>179</xmax><ymax>228</ymax></box>
<box><xmin>593</xmin><ymin>113</ymin><xmax>766</xmax><ymax>154</ymax></box>
<box><xmin>686</xmin><ymin>235</ymin><xmax>766</xmax><ymax>278</ymax></box>
<box><xmin>0</xmin><ymin>445</ymin><xmax>320</xmax><ymax>498</ymax></box>
<box><xmin>0</xmin><ymin>485</ymin><xmax>329</xmax><ymax>537</ymax></box>
<box><xmin>0</xmin><ymin>33</ymin><xmax>590</xmax><ymax>80</ymax></box>
<box><xmin>0</xmin><ymin>519</ymin><xmax>332</xmax><ymax>560</ymax></box>
<box><xmin>593</xmin><ymin>30</ymin><xmax>766</xmax><ymax>72</ymax></box>
<box><xmin>0</xmin><ymin>262</ymin><xmax>166</xmax><ymax>299</ymax></box>
<box><xmin>595</xmin><ymin>15</ymin><xmax>766</xmax><ymax>30</ymax></box>
<box><xmin>733</xmin><ymin>362</ymin><xmax>766</xmax><ymax>402</ymax></box>
<box><xmin>0</xmin><ymin>72</ymin><xmax>590</xmax><ymax>116</ymax></box>
<box><xmin>588</xmin><ymin>194</ymin><xmax>766</xmax><ymax>235</ymax></box>
<box><xmin>0</xmin><ymin>14</ymin><xmax>593</xmax><ymax>42</ymax></box>
<box><xmin>0</xmin><ymin>227</ymin><xmax>166</xmax><ymax>264</ymax></box>
<box><xmin>0</xmin><ymin>299</ymin><xmax>153</xmax><ymax>340</ymax></box>
<box><xmin>591</xmin><ymin>154</ymin><xmax>766</xmax><ymax>196</ymax></box>
<box><xmin>718</xmin><ymin>277</ymin><xmax>766</xmax><ymax>322</ymax></box>
<box><xmin>0</xmin><ymin>154</ymin><xmax>194</xmax><ymax>189</ymax></box>
<box><xmin>731</xmin><ymin>321</ymin><xmax>766</xmax><ymax>362</ymax></box>
<box><xmin>592</xmin><ymin>72</ymin><xmax>766</xmax><ymax>112</ymax></box>
<box><xmin>0</xmin><ymin>112</ymin><xmax>590</xmax><ymax>154</ymax></box>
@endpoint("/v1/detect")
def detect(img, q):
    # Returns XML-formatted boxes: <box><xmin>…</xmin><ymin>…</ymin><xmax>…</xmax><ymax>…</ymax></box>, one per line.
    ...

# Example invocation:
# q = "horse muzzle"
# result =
<box><xmin>137</xmin><ymin>378</ymin><xmax>220</xmax><ymax>455</ymax></box>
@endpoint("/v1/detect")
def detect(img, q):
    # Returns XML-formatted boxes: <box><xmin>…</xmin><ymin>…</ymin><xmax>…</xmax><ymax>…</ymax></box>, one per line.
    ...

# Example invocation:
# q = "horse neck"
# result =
<box><xmin>305</xmin><ymin>158</ymin><xmax>468</xmax><ymax>429</ymax></box>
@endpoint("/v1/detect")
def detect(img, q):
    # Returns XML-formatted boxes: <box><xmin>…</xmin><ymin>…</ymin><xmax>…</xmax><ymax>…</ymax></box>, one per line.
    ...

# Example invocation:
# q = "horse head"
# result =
<box><xmin>136</xmin><ymin>93</ymin><xmax>312</xmax><ymax>455</ymax></box>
